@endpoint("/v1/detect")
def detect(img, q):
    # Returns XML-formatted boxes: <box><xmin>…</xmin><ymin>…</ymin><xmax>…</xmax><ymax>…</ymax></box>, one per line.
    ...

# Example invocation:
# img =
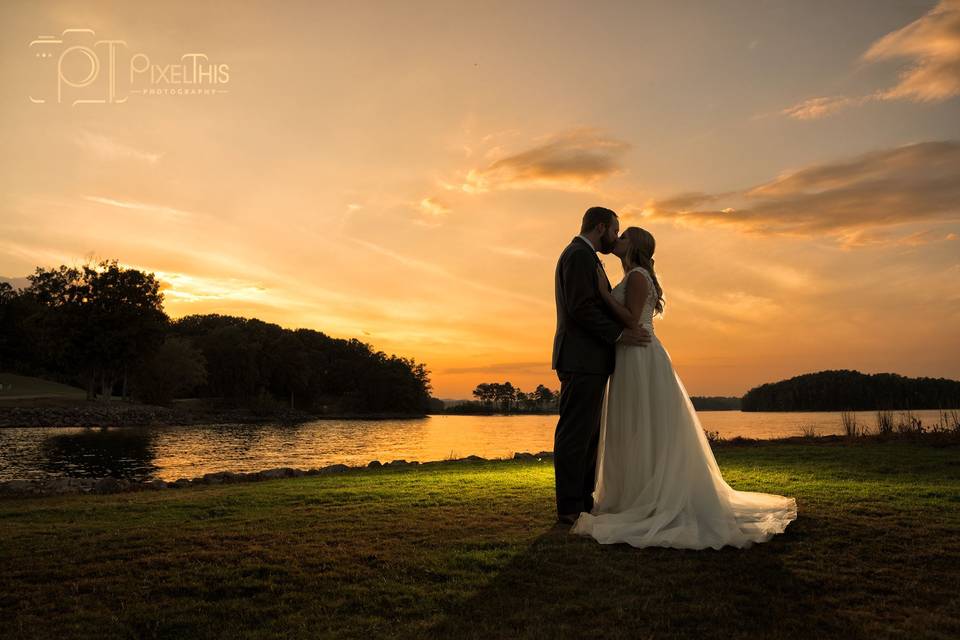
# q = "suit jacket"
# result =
<box><xmin>552</xmin><ymin>237</ymin><xmax>623</xmax><ymax>375</ymax></box>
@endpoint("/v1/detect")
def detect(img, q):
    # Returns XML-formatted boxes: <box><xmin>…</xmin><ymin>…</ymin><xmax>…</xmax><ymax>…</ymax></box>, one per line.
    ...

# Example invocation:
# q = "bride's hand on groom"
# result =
<box><xmin>620</xmin><ymin>326</ymin><xmax>652</xmax><ymax>347</ymax></box>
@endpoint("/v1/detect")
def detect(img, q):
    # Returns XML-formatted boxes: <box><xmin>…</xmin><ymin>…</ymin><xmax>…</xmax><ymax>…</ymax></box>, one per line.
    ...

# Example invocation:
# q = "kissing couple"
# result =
<box><xmin>551</xmin><ymin>206</ymin><xmax>797</xmax><ymax>549</ymax></box>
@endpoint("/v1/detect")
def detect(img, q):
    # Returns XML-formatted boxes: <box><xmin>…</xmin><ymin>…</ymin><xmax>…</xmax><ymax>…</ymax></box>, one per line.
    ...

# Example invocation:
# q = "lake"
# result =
<box><xmin>0</xmin><ymin>409</ymin><xmax>951</xmax><ymax>482</ymax></box>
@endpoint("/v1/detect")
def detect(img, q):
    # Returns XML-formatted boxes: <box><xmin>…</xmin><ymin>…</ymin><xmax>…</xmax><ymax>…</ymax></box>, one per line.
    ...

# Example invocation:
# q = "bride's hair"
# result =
<box><xmin>622</xmin><ymin>226</ymin><xmax>665</xmax><ymax>315</ymax></box>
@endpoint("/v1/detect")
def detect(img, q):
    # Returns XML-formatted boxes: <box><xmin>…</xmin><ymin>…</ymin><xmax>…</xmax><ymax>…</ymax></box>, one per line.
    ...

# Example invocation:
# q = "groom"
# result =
<box><xmin>552</xmin><ymin>206</ymin><xmax>651</xmax><ymax>524</ymax></box>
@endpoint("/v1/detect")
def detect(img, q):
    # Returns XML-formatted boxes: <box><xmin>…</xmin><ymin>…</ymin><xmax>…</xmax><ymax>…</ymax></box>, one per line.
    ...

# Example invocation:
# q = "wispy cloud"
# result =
<box><xmin>669</xmin><ymin>288</ymin><xmax>782</xmax><ymax>324</ymax></box>
<box><xmin>349</xmin><ymin>238</ymin><xmax>550</xmax><ymax>307</ymax></box>
<box><xmin>490</xmin><ymin>246</ymin><xmax>545</xmax><ymax>260</ymax></box>
<box><xmin>0</xmin><ymin>239</ymin><xmax>73</xmax><ymax>267</ymax></box>
<box><xmin>412</xmin><ymin>196</ymin><xmax>452</xmax><ymax>226</ymax></box>
<box><xmin>419</xmin><ymin>197</ymin><xmax>450</xmax><ymax>217</ymax></box>
<box><xmin>149</xmin><ymin>269</ymin><xmax>269</xmax><ymax>304</ymax></box>
<box><xmin>83</xmin><ymin>195</ymin><xmax>193</xmax><ymax>219</ymax></box>
<box><xmin>864</xmin><ymin>0</ymin><xmax>960</xmax><ymax>102</ymax></box>
<box><xmin>442</xmin><ymin>361</ymin><xmax>549</xmax><ymax>375</ymax></box>
<box><xmin>829</xmin><ymin>227</ymin><xmax>959</xmax><ymax>249</ymax></box>
<box><xmin>782</xmin><ymin>0</ymin><xmax>960</xmax><ymax>119</ymax></box>
<box><xmin>648</xmin><ymin>141</ymin><xmax>960</xmax><ymax>246</ymax></box>
<box><xmin>75</xmin><ymin>131</ymin><xmax>163</xmax><ymax>163</ymax></box>
<box><xmin>455</xmin><ymin>128</ymin><xmax>630</xmax><ymax>193</ymax></box>
<box><xmin>780</xmin><ymin>95</ymin><xmax>871</xmax><ymax>120</ymax></box>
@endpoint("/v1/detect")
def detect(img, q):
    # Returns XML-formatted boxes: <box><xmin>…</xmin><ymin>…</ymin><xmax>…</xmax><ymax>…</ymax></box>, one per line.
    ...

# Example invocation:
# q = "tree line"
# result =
<box><xmin>442</xmin><ymin>382</ymin><xmax>559</xmax><ymax>414</ymax></box>
<box><xmin>0</xmin><ymin>260</ymin><xmax>433</xmax><ymax>415</ymax></box>
<box><xmin>741</xmin><ymin>370</ymin><xmax>960</xmax><ymax>412</ymax></box>
<box><xmin>442</xmin><ymin>383</ymin><xmax>742</xmax><ymax>414</ymax></box>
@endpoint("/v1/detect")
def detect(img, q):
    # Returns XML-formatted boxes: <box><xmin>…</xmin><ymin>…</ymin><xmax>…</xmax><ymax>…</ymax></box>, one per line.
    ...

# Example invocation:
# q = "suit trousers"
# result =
<box><xmin>553</xmin><ymin>370</ymin><xmax>608</xmax><ymax>515</ymax></box>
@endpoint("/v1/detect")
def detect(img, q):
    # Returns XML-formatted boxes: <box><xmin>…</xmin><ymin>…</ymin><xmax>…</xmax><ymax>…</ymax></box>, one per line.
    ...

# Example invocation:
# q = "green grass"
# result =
<box><xmin>0</xmin><ymin>373</ymin><xmax>85</xmax><ymax>401</ymax></box>
<box><xmin>1</xmin><ymin>440</ymin><xmax>959</xmax><ymax>639</ymax></box>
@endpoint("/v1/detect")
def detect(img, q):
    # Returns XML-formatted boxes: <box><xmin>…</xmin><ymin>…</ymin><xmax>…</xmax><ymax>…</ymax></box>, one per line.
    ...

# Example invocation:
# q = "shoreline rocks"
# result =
<box><xmin>0</xmin><ymin>405</ymin><xmax>187</xmax><ymax>428</ymax></box>
<box><xmin>0</xmin><ymin>452</ymin><xmax>553</xmax><ymax>498</ymax></box>
<box><xmin>0</xmin><ymin>404</ymin><xmax>428</xmax><ymax>429</ymax></box>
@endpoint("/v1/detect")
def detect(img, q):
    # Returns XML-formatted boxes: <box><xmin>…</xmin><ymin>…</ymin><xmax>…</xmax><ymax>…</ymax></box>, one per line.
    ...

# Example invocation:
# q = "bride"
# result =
<box><xmin>570</xmin><ymin>226</ymin><xmax>797</xmax><ymax>550</ymax></box>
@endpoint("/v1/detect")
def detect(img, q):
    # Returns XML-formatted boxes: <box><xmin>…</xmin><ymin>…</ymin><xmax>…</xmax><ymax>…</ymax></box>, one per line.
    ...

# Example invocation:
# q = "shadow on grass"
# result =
<box><xmin>429</xmin><ymin>514</ymin><xmax>855</xmax><ymax>640</ymax></box>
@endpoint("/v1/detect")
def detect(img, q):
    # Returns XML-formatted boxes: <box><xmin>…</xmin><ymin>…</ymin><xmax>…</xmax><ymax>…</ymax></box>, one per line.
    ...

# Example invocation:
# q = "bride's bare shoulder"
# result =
<box><xmin>625</xmin><ymin>268</ymin><xmax>651</xmax><ymax>293</ymax></box>
<box><xmin>626</xmin><ymin>267</ymin><xmax>652</xmax><ymax>281</ymax></box>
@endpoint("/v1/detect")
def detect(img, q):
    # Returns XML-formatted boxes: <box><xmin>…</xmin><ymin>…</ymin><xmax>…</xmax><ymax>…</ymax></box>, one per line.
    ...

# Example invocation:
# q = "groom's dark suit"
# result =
<box><xmin>552</xmin><ymin>236</ymin><xmax>624</xmax><ymax>516</ymax></box>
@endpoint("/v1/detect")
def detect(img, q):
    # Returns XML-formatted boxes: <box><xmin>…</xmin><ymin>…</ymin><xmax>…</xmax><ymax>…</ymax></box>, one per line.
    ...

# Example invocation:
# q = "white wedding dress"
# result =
<box><xmin>571</xmin><ymin>267</ymin><xmax>797</xmax><ymax>550</ymax></box>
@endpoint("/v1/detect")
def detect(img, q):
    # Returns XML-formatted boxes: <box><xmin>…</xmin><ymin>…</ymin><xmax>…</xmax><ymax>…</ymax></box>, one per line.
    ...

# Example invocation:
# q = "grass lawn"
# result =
<box><xmin>0</xmin><ymin>373</ymin><xmax>85</xmax><ymax>403</ymax></box>
<box><xmin>1</xmin><ymin>439</ymin><xmax>958</xmax><ymax>639</ymax></box>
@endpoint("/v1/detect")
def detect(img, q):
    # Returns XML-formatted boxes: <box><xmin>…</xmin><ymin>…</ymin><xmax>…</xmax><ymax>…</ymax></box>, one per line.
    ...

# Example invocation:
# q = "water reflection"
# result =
<box><xmin>147</xmin><ymin>419</ymin><xmax>435</xmax><ymax>480</ymax></box>
<box><xmin>39</xmin><ymin>427</ymin><xmax>159</xmax><ymax>481</ymax></box>
<box><xmin>0</xmin><ymin>410</ymin><xmax>951</xmax><ymax>482</ymax></box>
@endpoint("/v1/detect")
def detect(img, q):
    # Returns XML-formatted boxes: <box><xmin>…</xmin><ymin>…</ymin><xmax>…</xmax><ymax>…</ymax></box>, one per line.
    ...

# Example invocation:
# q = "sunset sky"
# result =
<box><xmin>1</xmin><ymin>0</ymin><xmax>958</xmax><ymax>399</ymax></box>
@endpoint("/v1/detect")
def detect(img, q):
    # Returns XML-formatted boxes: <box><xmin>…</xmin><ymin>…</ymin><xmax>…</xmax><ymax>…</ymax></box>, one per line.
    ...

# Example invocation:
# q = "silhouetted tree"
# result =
<box><xmin>269</xmin><ymin>332</ymin><xmax>310</xmax><ymax>409</ymax></box>
<box><xmin>534</xmin><ymin>384</ymin><xmax>556</xmax><ymax>408</ymax></box>
<box><xmin>473</xmin><ymin>383</ymin><xmax>495</xmax><ymax>407</ymax></box>
<box><xmin>24</xmin><ymin>260</ymin><xmax>167</xmax><ymax>400</ymax></box>
<box><xmin>503</xmin><ymin>382</ymin><xmax>518</xmax><ymax>412</ymax></box>
<box><xmin>130</xmin><ymin>336</ymin><xmax>207</xmax><ymax>405</ymax></box>
<box><xmin>454</xmin><ymin>381</ymin><xmax>560</xmax><ymax>414</ymax></box>
<box><xmin>0</xmin><ymin>282</ymin><xmax>44</xmax><ymax>373</ymax></box>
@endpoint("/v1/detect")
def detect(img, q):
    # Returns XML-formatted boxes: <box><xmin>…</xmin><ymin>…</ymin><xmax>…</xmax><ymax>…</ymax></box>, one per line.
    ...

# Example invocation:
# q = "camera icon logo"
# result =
<box><xmin>29</xmin><ymin>29</ymin><xmax>127</xmax><ymax>105</ymax></box>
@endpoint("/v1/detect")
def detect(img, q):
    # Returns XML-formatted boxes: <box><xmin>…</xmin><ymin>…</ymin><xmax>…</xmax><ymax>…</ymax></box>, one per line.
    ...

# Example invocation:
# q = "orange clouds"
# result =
<box><xmin>783</xmin><ymin>0</ymin><xmax>960</xmax><ymax>119</ymax></box>
<box><xmin>414</xmin><ymin>197</ymin><xmax>451</xmax><ymax>226</ymax></box>
<box><xmin>780</xmin><ymin>96</ymin><xmax>870</xmax><ymax>121</ymax></box>
<box><xmin>459</xmin><ymin>128</ymin><xmax>630</xmax><ymax>193</ymax></box>
<box><xmin>415</xmin><ymin>127</ymin><xmax>630</xmax><ymax>230</ymax></box>
<box><xmin>864</xmin><ymin>0</ymin><xmax>960</xmax><ymax>102</ymax></box>
<box><xmin>648</xmin><ymin>141</ymin><xmax>960</xmax><ymax>246</ymax></box>
<box><xmin>418</xmin><ymin>197</ymin><xmax>450</xmax><ymax>217</ymax></box>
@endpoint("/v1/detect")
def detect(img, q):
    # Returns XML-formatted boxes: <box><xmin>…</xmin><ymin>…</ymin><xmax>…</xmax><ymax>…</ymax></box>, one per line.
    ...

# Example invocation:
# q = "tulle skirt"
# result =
<box><xmin>571</xmin><ymin>336</ymin><xmax>797</xmax><ymax>550</ymax></box>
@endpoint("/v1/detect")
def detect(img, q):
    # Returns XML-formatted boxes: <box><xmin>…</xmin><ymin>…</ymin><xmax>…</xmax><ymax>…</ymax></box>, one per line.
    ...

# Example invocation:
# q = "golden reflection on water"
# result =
<box><xmin>0</xmin><ymin>411</ymin><xmax>950</xmax><ymax>481</ymax></box>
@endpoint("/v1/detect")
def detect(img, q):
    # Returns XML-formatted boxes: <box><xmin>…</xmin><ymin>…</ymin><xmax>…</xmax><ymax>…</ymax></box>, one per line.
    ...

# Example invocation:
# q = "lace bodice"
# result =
<box><xmin>611</xmin><ymin>267</ymin><xmax>656</xmax><ymax>331</ymax></box>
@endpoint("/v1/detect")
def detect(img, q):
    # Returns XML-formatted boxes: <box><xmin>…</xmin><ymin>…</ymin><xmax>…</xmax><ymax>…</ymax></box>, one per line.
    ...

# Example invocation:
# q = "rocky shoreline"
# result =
<box><xmin>0</xmin><ymin>404</ymin><xmax>428</xmax><ymax>428</ymax></box>
<box><xmin>0</xmin><ymin>451</ymin><xmax>554</xmax><ymax>498</ymax></box>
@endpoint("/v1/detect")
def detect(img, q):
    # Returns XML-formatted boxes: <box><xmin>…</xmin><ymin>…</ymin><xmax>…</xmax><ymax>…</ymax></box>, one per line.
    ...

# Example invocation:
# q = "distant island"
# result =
<box><xmin>436</xmin><ymin>382</ymin><xmax>740</xmax><ymax>414</ymax></box>
<box><xmin>741</xmin><ymin>370</ymin><xmax>960</xmax><ymax>412</ymax></box>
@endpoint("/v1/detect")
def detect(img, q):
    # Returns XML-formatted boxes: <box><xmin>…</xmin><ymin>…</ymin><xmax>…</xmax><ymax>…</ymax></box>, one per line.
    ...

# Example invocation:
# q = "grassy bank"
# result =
<box><xmin>1</xmin><ymin>440</ymin><xmax>958</xmax><ymax>639</ymax></box>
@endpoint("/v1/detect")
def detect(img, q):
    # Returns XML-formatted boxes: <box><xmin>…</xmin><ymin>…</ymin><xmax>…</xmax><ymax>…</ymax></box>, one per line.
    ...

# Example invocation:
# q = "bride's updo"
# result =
<box><xmin>623</xmin><ymin>227</ymin><xmax>665</xmax><ymax>315</ymax></box>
